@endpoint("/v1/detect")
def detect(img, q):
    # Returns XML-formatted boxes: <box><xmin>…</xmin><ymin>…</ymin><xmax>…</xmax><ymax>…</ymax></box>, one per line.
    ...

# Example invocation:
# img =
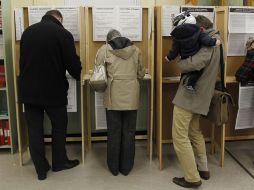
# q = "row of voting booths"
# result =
<box><xmin>12</xmin><ymin>6</ymin><xmax>154</xmax><ymax>165</ymax></box>
<box><xmin>11</xmin><ymin>3</ymin><xmax>254</xmax><ymax>169</ymax></box>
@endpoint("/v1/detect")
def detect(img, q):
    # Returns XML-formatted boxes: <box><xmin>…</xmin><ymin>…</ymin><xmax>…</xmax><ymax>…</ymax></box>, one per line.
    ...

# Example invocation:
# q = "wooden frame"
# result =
<box><xmin>82</xmin><ymin>6</ymin><xmax>154</xmax><ymax>161</ymax></box>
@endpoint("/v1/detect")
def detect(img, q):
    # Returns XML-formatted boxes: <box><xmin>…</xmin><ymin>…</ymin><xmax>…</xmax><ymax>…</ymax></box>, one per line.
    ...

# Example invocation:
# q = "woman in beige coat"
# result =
<box><xmin>95</xmin><ymin>29</ymin><xmax>145</xmax><ymax>176</ymax></box>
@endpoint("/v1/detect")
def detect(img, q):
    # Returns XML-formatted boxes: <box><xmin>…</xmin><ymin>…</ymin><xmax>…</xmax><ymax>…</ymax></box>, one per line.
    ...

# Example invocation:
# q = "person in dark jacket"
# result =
<box><xmin>19</xmin><ymin>10</ymin><xmax>82</xmax><ymax>180</ymax></box>
<box><xmin>165</xmin><ymin>11</ymin><xmax>220</xmax><ymax>91</ymax></box>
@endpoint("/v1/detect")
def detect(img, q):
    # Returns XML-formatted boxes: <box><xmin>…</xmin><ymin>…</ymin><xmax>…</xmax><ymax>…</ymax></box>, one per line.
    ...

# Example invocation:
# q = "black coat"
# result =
<box><xmin>19</xmin><ymin>15</ymin><xmax>82</xmax><ymax>106</ymax></box>
<box><xmin>167</xmin><ymin>24</ymin><xmax>216</xmax><ymax>60</ymax></box>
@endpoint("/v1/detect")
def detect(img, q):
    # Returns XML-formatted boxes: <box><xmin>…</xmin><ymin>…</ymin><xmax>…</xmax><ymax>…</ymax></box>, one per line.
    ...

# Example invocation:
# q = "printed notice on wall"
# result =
<box><xmin>181</xmin><ymin>6</ymin><xmax>215</xmax><ymax>23</ymax></box>
<box><xmin>228</xmin><ymin>7</ymin><xmax>254</xmax><ymax>33</ymax></box>
<box><xmin>93</xmin><ymin>7</ymin><xmax>118</xmax><ymax>41</ymax></box>
<box><xmin>118</xmin><ymin>7</ymin><xmax>142</xmax><ymax>41</ymax></box>
<box><xmin>95</xmin><ymin>92</ymin><xmax>107</xmax><ymax>130</ymax></box>
<box><xmin>56</xmin><ymin>7</ymin><xmax>80</xmax><ymax>41</ymax></box>
<box><xmin>14</xmin><ymin>8</ymin><xmax>24</xmax><ymax>41</ymax></box>
<box><xmin>93</xmin><ymin>6</ymin><xmax>142</xmax><ymax>41</ymax></box>
<box><xmin>28</xmin><ymin>6</ymin><xmax>80</xmax><ymax>41</ymax></box>
<box><xmin>67</xmin><ymin>76</ymin><xmax>77</xmax><ymax>112</ymax></box>
<box><xmin>162</xmin><ymin>6</ymin><xmax>180</xmax><ymax>36</ymax></box>
<box><xmin>235</xmin><ymin>83</ymin><xmax>254</xmax><ymax>129</ymax></box>
<box><xmin>228</xmin><ymin>33</ymin><xmax>254</xmax><ymax>56</ymax></box>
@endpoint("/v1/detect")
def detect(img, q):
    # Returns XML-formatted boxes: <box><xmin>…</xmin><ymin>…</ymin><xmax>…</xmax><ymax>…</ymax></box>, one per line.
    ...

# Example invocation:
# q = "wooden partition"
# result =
<box><xmin>12</xmin><ymin>7</ymin><xmax>85</xmax><ymax>165</ymax></box>
<box><xmin>155</xmin><ymin>6</ymin><xmax>229</xmax><ymax>170</ymax></box>
<box><xmin>82</xmin><ymin>7</ymin><xmax>154</xmax><ymax>161</ymax></box>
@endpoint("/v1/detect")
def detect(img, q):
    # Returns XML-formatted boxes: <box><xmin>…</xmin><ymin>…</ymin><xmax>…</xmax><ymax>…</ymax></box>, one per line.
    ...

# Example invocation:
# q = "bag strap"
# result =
<box><xmin>219</xmin><ymin>44</ymin><xmax>226</xmax><ymax>92</ymax></box>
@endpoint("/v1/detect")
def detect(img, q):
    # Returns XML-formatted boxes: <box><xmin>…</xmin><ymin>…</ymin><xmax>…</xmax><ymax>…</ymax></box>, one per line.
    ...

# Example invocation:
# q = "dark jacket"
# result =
<box><xmin>19</xmin><ymin>15</ymin><xmax>82</xmax><ymax>106</ymax></box>
<box><xmin>167</xmin><ymin>24</ymin><xmax>217</xmax><ymax>60</ymax></box>
<box><xmin>235</xmin><ymin>49</ymin><xmax>254</xmax><ymax>84</ymax></box>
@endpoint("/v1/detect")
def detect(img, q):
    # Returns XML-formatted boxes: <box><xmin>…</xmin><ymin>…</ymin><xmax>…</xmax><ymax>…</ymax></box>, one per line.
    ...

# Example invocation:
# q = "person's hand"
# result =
<box><xmin>165</xmin><ymin>56</ymin><xmax>170</xmax><ymax>62</ymax></box>
<box><xmin>216</xmin><ymin>39</ymin><xmax>221</xmax><ymax>46</ymax></box>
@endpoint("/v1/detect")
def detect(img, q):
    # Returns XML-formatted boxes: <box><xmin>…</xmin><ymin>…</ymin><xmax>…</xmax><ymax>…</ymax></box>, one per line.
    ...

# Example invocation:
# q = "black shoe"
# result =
<box><xmin>173</xmin><ymin>177</ymin><xmax>202</xmax><ymax>188</ymax></box>
<box><xmin>52</xmin><ymin>159</ymin><xmax>80</xmax><ymax>172</ymax></box>
<box><xmin>37</xmin><ymin>165</ymin><xmax>51</xmax><ymax>180</ymax></box>
<box><xmin>198</xmin><ymin>170</ymin><xmax>210</xmax><ymax>180</ymax></box>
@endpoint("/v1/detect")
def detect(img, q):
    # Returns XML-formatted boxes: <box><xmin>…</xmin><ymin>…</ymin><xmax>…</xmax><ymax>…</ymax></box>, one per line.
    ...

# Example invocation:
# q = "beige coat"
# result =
<box><xmin>95</xmin><ymin>43</ymin><xmax>145</xmax><ymax>110</ymax></box>
<box><xmin>173</xmin><ymin>29</ymin><xmax>222</xmax><ymax>115</ymax></box>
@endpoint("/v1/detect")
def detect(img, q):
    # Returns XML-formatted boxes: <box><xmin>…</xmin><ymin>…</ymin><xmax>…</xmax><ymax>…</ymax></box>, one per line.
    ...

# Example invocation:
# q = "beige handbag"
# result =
<box><xmin>89</xmin><ymin>45</ymin><xmax>108</xmax><ymax>92</ymax></box>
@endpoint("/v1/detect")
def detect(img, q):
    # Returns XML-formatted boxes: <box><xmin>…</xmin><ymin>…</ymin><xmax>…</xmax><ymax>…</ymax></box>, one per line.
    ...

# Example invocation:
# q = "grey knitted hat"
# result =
<box><xmin>106</xmin><ymin>29</ymin><xmax>121</xmax><ymax>42</ymax></box>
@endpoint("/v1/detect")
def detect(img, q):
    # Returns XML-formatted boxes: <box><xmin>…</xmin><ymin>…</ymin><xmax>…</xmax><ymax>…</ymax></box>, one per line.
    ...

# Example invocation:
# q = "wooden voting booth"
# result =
<box><xmin>155</xmin><ymin>6</ymin><xmax>229</xmax><ymax>170</ymax></box>
<box><xmin>12</xmin><ymin>7</ymin><xmax>84</xmax><ymax>165</ymax></box>
<box><xmin>81</xmin><ymin>7</ymin><xmax>154</xmax><ymax>161</ymax></box>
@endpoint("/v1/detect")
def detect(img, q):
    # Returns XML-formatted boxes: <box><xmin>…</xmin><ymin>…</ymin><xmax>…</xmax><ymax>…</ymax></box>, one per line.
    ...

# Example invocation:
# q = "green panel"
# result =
<box><xmin>43</xmin><ymin>82</ymin><xmax>81</xmax><ymax>135</ymax></box>
<box><xmin>225</xmin><ymin>0</ymin><xmax>243</xmax><ymax>5</ymax></box>
<box><xmin>90</xmin><ymin>80</ymin><xmax>149</xmax><ymax>133</ymax></box>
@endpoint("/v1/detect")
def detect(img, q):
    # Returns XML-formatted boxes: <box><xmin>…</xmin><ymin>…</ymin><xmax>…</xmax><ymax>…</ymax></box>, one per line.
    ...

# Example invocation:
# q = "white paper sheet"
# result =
<box><xmin>148</xmin><ymin>7</ymin><xmax>152</xmax><ymax>40</ymax></box>
<box><xmin>181</xmin><ymin>6</ymin><xmax>215</xmax><ymax>23</ymax></box>
<box><xmin>228</xmin><ymin>7</ymin><xmax>254</xmax><ymax>34</ymax></box>
<box><xmin>162</xmin><ymin>6</ymin><xmax>180</xmax><ymax>36</ymax></box>
<box><xmin>28</xmin><ymin>6</ymin><xmax>80</xmax><ymax>41</ymax></box>
<box><xmin>67</xmin><ymin>77</ymin><xmax>77</xmax><ymax>112</ymax></box>
<box><xmin>235</xmin><ymin>84</ymin><xmax>254</xmax><ymax>129</ymax></box>
<box><xmin>56</xmin><ymin>7</ymin><xmax>80</xmax><ymax>41</ymax></box>
<box><xmin>95</xmin><ymin>92</ymin><xmax>107</xmax><ymax>130</ymax></box>
<box><xmin>93</xmin><ymin>6</ymin><xmax>142</xmax><ymax>41</ymax></box>
<box><xmin>118</xmin><ymin>7</ymin><xmax>142</xmax><ymax>41</ymax></box>
<box><xmin>228</xmin><ymin>33</ymin><xmax>254</xmax><ymax>56</ymax></box>
<box><xmin>28</xmin><ymin>6</ymin><xmax>51</xmax><ymax>26</ymax></box>
<box><xmin>14</xmin><ymin>8</ymin><xmax>24</xmax><ymax>41</ymax></box>
<box><xmin>92</xmin><ymin>7</ymin><xmax>117</xmax><ymax>41</ymax></box>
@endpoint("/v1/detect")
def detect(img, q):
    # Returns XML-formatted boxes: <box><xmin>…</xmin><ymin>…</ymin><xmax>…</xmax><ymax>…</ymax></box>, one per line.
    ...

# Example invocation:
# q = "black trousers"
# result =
<box><xmin>106</xmin><ymin>110</ymin><xmax>137</xmax><ymax>176</ymax></box>
<box><xmin>24</xmin><ymin>104</ymin><xmax>68</xmax><ymax>175</ymax></box>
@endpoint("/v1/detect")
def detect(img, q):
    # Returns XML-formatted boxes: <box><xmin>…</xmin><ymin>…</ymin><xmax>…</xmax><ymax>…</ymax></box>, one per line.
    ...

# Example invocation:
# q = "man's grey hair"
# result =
<box><xmin>106</xmin><ymin>29</ymin><xmax>121</xmax><ymax>42</ymax></box>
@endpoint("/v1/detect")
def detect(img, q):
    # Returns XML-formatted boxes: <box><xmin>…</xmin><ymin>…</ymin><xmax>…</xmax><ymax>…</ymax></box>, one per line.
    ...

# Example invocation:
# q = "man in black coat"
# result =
<box><xmin>19</xmin><ymin>10</ymin><xmax>82</xmax><ymax>180</ymax></box>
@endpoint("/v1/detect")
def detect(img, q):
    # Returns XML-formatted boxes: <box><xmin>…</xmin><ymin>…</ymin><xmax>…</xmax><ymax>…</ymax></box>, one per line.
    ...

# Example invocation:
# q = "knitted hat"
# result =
<box><xmin>246</xmin><ymin>37</ymin><xmax>254</xmax><ymax>50</ymax></box>
<box><xmin>106</xmin><ymin>29</ymin><xmax>121</xmax><ymax>42</ymax></box>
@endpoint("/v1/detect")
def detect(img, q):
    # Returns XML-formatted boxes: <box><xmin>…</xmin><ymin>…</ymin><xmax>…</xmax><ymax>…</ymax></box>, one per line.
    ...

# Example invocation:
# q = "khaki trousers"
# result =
<box><xmin>172</xmin><ymin>105</ymin><xmax>207</xmax><ymax>182</ymax></box>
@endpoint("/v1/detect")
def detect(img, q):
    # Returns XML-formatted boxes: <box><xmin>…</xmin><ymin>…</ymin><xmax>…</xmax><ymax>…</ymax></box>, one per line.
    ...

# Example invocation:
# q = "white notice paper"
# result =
<box><xmin>228</xmin><ymin>33</ymin><xmax>254</xmax><ymax>56</ymax></box>
<box><xmin>235</xmin><ymin>84</ymin><xmax>254</xmax><ymax>129</ymax></box>
<box><xmin>14</xmin><ymin>8</ymin><xmax>24</xmax><ymax>41</ymax></box>
<box><xmin>162</xmin><ymin>6</ymin><xmax>180</xmax><ymax>36</ymax></box>
<box><xmin>181</xmin><ymin>6</ymin><xmax>215</xmax><ymax>23</ymax></box>
<box><xmin>67</xmin><ymin>77</ymin><xmax>77</xmax><ymax>112</ymax></box>
<box><xmin>93</xmin><ymin>6</ymin><xmax>142</xmax><ymax>41</ymax></box>
<box><xmin>55</xmin><ymin>7</ymin><xmax>80</xmax><ymax>41</ymax></box>
<box><xmin>28</xmin><ymin>6</ymin><xmax>51</xmax><ymax>26</ymax></box>
<box><xmin>95</xmin><ymin>92</ymin><xmax>107</xmax><ymax>130</ymax></box>
<box><xmin>228</xmin><ymin>7</ymin><xmax>254</xmax><ymax>34</ymax></box>
<box><xmin>28</xmin><ymin>6</ymin><xmax>80</xmax><ymax>41</ymax></box>
<box><xmin>93</xmin><ymin>7</ymin><xmax>117</xmax><ymax>41</ymax></box>
<box><xmin>118</xmin><ymin>7</ymin><xmax>142</xmax><ymax>41</ymax></box>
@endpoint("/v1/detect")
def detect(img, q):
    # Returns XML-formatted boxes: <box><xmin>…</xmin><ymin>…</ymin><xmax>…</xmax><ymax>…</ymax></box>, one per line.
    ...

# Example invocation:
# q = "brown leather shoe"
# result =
<box><xmin>198</xmin><ymin>170</ymin><xmax>210</xmax><ymax>180</ymax></box>
<box><xmin>173</xmin><ymin>177</ymin><xmax>202</xmax><ymax>188</ymax></box>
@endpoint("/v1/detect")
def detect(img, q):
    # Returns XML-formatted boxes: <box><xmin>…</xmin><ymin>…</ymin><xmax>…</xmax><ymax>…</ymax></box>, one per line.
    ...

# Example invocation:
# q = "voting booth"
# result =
<box><xmin>81</xmin><ymin>6</ymin><xmax>154</xmax><ymax>162</ymax></box>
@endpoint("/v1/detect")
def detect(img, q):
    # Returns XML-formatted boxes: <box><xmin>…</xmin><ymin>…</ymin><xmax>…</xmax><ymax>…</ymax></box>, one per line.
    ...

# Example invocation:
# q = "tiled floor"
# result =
<box><xmin>0</xmin><ymin>141</ymin><xmax>254</xmax><ymax>190</ymax></box>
